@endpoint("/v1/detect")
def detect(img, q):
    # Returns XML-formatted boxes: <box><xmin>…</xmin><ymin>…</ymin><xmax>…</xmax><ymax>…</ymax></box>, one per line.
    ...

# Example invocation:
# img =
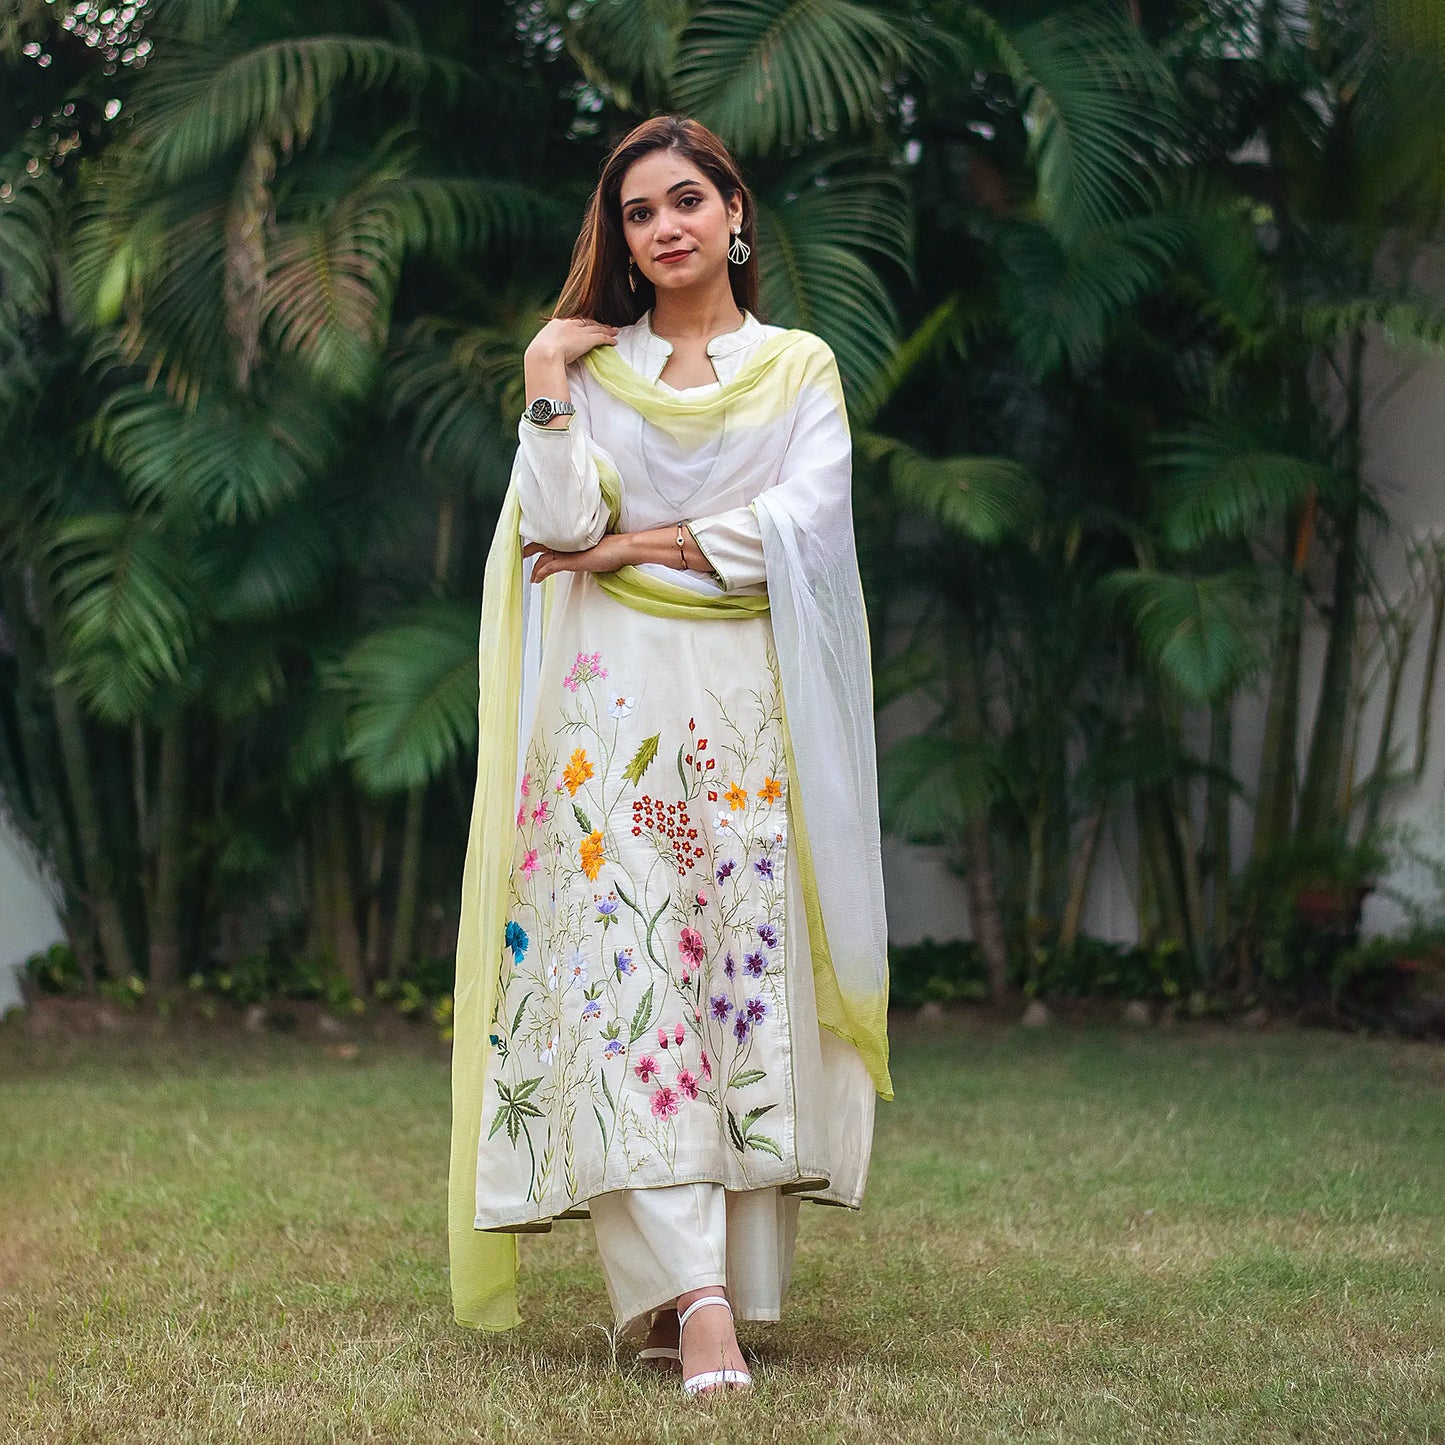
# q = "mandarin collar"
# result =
<box><xmin>634</xmin><ymin>307</ymin><xmax>761</xmax><ymax>359</ymax></box>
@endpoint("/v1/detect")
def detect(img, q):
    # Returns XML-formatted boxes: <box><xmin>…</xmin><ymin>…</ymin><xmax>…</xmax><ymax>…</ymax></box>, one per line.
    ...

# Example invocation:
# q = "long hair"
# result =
<box><xmin>553</xmin><ymin>116</ymin><xmax>760</xmax><ymax>325</ymax></box>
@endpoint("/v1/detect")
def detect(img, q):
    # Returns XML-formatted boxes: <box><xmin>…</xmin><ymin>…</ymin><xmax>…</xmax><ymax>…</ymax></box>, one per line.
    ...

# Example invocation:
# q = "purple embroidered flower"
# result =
<box><xmin>723</xmin><ymin>952</ymin><xmax>736</xmax><ymax>979</ymax></box>
<box><xmin>715</xmin><ymin>859</ymin><xmax>736</xmax><ymax>884</ymax></box>
<box><xmin>596</xmin><ymin>895</ymin><xmax>619</xmax><ymax>918</ymax></box>
<box><xmin>709</xmin><ymin>994</ymin><xmax>734</xmax><ymax>1021</ymax></box>
<box><xmin>757</xmin><ymin>923</ymin><xmax>778</xmax><ymax>948</ymax></box>
<box><xmin>745</xmin><ymin>996</ymin><xmax>769</xmax><ymax>1024</ymax></box>
<box><xmin>603</xmin><ymin>1036</ymin><xmax>624</xmax><ymax>1059</ymax></box>
<box><xmin>615</xmin><ymin>948</ymin><xmax>636</xmax><ymax>977</ymax></box>
<box><xmin>733</xmin><ymin>1015</ymin><xmax>750</xmax><ymax>1043</ymax></box>
<box><xmin>744</xmin><ymin>952</ymin><xmax>768</xmax><ymax>979</ymax></box>
<box><xmin>581</xmin><ymin>998</ymin><xmax>602</xmax><ymax>1021</ymax></box>
<box><xmin>754</xmin><ymin>856</ymin><xmax>774</xmax><ymax>880</ymax></box>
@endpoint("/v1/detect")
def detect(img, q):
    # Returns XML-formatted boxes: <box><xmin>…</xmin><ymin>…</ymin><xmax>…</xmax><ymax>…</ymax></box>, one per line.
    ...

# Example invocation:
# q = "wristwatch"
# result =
<box><xmin>523</xmin><ymin>396</ymin><xmax>576</xmax><ymax>426</ymax></box>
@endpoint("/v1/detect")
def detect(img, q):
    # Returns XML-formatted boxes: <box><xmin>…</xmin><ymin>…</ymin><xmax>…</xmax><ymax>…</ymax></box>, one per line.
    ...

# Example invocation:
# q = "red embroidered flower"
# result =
<box><xmin>650</xmin><ymin>1085</ymin><xmax>680</xmax><ymax>1119</ymax></box>
<box><xmin>634</xmin><ymin>1054</ymin><xmax>659</xmax><ymax>1082</ymax></box>
<box><xmin>700</xmin><ymin>1050</ymin><xmax>712</xmax><ymax>1081</ymax></box>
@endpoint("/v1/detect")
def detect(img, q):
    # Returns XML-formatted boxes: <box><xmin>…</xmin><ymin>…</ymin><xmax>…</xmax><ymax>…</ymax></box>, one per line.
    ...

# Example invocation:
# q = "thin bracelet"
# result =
<box><xmin>675</xmin><ymin>522</ymin><xmax>687</xmax><ymax>570</ymax></box>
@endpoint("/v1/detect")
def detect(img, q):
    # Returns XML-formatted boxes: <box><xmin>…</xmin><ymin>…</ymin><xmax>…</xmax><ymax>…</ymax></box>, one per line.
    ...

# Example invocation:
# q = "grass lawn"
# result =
<box><xmin>1</xmin><ymin>1011</ymin><xmax>1442</xmax><ymax>1444</ymax></box>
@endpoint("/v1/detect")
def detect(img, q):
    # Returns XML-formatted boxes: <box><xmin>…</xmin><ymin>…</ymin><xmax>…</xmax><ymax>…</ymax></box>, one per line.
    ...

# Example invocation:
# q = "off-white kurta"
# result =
<box><xmin>473</xmin><ymin>310</ymin><xmax>875</xmax><ymax>1236</ymax></box>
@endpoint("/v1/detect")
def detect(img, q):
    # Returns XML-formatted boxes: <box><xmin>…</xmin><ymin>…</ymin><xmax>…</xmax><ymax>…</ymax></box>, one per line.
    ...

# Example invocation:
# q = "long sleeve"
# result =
<box><xmin>514</xmin><ymin>365</ymin><xmax>610</xmax><ymax>551</ymax></box>
<box><xmin>685</xmin><ymin>505</ymin><xmax>767</xmax><ymax>592</ymax></box>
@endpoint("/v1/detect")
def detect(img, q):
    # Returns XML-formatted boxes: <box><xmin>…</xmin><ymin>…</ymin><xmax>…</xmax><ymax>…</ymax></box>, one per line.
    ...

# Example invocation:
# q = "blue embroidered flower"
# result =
<box><xmin>581</xmin><ymin>998</ymin><xmax>602</xmax><ymax>1021</ymax></box>
<box><xmin>754</xmin><ymin>856</ymin><xmax>774</xmax><ymax>880</ymax></box>
<box><xmin>745</xmin><ymin>996</ymin><xmax>769</xmax><ymax>1024</ymax></box>
<box><xmin>615</xmin><ymin>947</ymin><xmax>636</xmax><ymax>977</ymax></box>
<box><xmin>757</xmin><ymin>923</ymin><xmax>778</xmax><ymax>948</ymax></box>
<box><xmin>710</xmin><ymin>994</ymin><xmax>734</xmax><ymax>1021</ymax></box>
<box><xmin>744</xmin><ymin>951</ymin><xmax>767</xmax><ymax>978</ymax></box>
<box><xmin>733</xmin><ymin>1015</ymin><xmax>750</xmax><ymax>1042</ymax></box>
<box><xmin>603</xmin><ymin>1036</ymin><xmax>624</xmax><ymax>1059</ymax></box>
<box><xmin>716</xmin><ymin>859</ymin><xmax>736</xmax><ymax>883</ymax></box>
<box><xmin>504</xmin><ymin>920</ymin><xmax>528</xmax><ymax>963</ymax></box>
<box><xmin>723</xmin><ymin>952</ymin><xmax>736</xmax><ymax>978</ymax></box>
<box><xmin>596</xmin><ymin>895</ymin><xmax>619</xmax><ymax>918</ymax></box>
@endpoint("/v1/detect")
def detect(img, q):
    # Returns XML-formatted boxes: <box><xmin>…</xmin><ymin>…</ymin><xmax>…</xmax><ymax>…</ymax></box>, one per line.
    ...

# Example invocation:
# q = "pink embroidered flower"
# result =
<box><xmin>675</xmin><ymin>1069</ymin><xmax>699</xmax><ymax>1101</ymax></box>
<box><xmin>657</xmin><ymin>1026</ymin><xmax>671</xmax><ymax>1051</ymax></box>
<box><xmin>700</xmin><ymin>1050</ymin><xmax>712</xmax><ymax>1081</ymax></box>
<box><xmin>673</xmin><ymin>1021</ymin><xmax>685</xmax><ymax>1046</ymax></box>
<box><xmin>650</xmin><ymin>1085</ymin><xmax>679</xmax><ymax>1119</ymax></box>
<box><xmin>516</xmin><ymin>804</ymin><xmax>526</xmax><ymax>828</ymax></box>
<box><xmin>680</xmin><ymin>968</ymin><xmax>691</xmax><ymax>987</ymax></box>
<box><xmin>634</xmin><ymin>1054</ymin><xmax>659</xmax><ymax>1083</ymax></box>
<box><xmin>520</xmin><ymin>771</ymin><xmax>531</xmax><ymax>798</ymax></box>
<box><xmin>679</xmin><ymin>927</ymin><xmax>705</xmax><ymax>968</ymax></box>
<box><xmin>520</xmin><ymin>848</ymin><xmax>539</xmax><ymax>878</ymax></box>
<box><xmin>532</xmin><ymin>799</ymin><xmax>551</xmax><ymax>824</ymax></box>
<box><xmin>695</xmin><ymin>890</ymin><xmax>708</xmax><ymax>907</ymax></box>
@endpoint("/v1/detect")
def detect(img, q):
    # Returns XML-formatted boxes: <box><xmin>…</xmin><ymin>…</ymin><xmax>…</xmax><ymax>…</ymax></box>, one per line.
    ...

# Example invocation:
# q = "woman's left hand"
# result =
<box><xmin>523</xmin><ymin>533</ymin><xmax>635</xmax><ymax>583</ymax></box>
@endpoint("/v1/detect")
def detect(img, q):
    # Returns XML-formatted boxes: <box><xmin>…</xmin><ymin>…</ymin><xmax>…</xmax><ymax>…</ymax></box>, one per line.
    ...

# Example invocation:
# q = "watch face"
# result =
<box><xmin>527</xmin><ymin>399</ymin><xmax>551</xmax><ymax>423</ymax></box>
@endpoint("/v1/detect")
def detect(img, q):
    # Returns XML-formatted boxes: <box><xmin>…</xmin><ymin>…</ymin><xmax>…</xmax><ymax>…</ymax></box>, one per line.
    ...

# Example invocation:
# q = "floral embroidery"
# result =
<box><xmin>562</xmin><ymin>748</ymin><xmax>594</xmax><ymax>796</ymax></box>
<box><xmin>482</xmin><ymin>641</ymin><xmax>793</xmax><ymax>1212</ymax></box>
<box><xmin>579</xmin><ymin>829</ymin><xmax>605</xmax><ymax>881</ymax></box>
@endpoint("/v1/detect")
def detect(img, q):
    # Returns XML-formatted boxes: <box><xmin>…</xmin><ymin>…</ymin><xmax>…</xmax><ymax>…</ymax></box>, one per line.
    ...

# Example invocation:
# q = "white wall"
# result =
<box><xmin>0</xmin><ymin>820</ymin><xmax>61</xmax><ymax>1012</ymax></box>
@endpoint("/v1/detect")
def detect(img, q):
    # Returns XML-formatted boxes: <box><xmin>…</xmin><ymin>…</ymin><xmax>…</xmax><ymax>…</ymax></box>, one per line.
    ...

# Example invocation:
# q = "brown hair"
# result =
<box><xmin>553</xmin><ymin>115</ymin><xmax>760</xmax><ymax>325</ymax></box>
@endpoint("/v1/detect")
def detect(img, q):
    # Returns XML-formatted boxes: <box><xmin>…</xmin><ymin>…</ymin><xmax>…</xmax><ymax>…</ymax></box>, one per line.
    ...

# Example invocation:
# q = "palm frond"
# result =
<box><xmin>338</xmin><ymin>601</ymin><xmax>480</xmax><ymax>794</ymax></box>
<box><xmin>48</xmin><ymin>512</ymin><xmax>207</xmax><ymax>720</ymax></box>
<box><xmin>755</xmin><ymin>165</ymin><xmax>910</xmax><ymax>415</ymax></box>
<box><xmin>564</xmin><ymin>0</ymin><xmax>690</xmax><ymax>113</ymax></box>
<box><xmin>1294</xmin><ymin>297</ymin><xmax>1445</xmax><ymax>354</ymax></box>
<box><xmin>93</xmin><ymin>376</ymin><xmax>349</xmax><ymax>524</ymax></box>
<box><xmin>873</xmin><ymin>438</ymin><xmax>1043</xmax><ymax>544</ymax></box>
<box><xmin>129</xmin><ymin>38</ymin><xmax>460</xmax><ymax>185</ymax></box>
<box><xmin>878</xmin><ymin>734</ymin><xmax>1000</xmax><ymax>844</ymax></box>
<box><xmin>996</xmin><ymin>214</ymin><xmax>1191</xmax><ymax>376</ymax></box>
<box><xmin>673</xmin><ymin>0</ymin><xmax>917</xmax><ymax>155</ymax></box>
<box><xmin>1153</xmin><ymin>419</ymin><xmax>1334</xmax><ymax>552</ymax></box>
<box><xmin>198</xmin><ymin>503</ymin><xmax>340</xmax><ymax>622</ymax></box>
<box><xmin>1101</xmin><ymin>568</ymin><xmax>1263</xmax><ymax>702</ymax></box>
<box><xmin>0</xmin><ymin>174</ymin><xmax>58</xmax><ymax>319</ymax></box>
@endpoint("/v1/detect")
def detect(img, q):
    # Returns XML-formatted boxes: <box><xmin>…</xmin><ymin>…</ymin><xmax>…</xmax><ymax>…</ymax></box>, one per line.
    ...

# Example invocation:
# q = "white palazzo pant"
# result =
<box><xmin>590</xmin><ymin>1182</ymin><xmax>802</xmax><ymax>1334</ymax></box>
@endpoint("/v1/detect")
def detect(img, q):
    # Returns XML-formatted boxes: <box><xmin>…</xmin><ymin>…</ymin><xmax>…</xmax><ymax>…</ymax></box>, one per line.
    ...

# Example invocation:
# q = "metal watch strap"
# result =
<box><xmin>524</xmin><ymin>396</ymin><xmax>576</xmax><ymax>426</ymax></box>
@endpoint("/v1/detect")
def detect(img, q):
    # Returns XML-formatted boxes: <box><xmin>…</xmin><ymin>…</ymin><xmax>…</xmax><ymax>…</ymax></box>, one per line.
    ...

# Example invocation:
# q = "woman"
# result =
<box><xmin>448</xmin><ymin>115</ymin><xmax>892</xmax><ymax>1397</ymax></box>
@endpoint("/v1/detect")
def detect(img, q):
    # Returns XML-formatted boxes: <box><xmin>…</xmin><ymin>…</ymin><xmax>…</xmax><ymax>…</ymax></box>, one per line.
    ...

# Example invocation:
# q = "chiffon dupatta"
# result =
<box><xmin>448</xmin><ymin>332</ymin><xmax>891</xmax><ymax>1330</ymax></box>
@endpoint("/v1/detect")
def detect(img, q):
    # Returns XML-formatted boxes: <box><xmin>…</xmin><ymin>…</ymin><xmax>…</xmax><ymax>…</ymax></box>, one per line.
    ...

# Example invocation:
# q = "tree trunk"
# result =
<box><xmin>147</xmin><ymin>715</ymin><xmax>188</xmax><ymax>992</ymax></box>
<box><xmin>389</xmin><ymin>787</ymin><xmax>426</xmax><ymax>981</ymax></box>
<box><xmin>1058</xmin><ymin>799</ymin><xmax>1105</xmax><ymax>955</ymax></box>
<box><xmin>1207</xmin><ymin>703</ymin><xmax>1233</xmax><ymax>968</ymax></box>
<box><xmin>325</xmin><ymin>788</ymin><xmax>366</xmax><ymax>995</ymax></box>
<box><xmin>40</xmin><ymin>596</ymin><xmax>136</xmax><ymax>987</ymax></box>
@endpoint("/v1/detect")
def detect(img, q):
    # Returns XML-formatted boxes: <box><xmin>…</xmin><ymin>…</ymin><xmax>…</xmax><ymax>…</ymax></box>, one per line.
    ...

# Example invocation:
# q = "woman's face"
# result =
<box><xmin>618</xmin><ymin>149</ymin><xmax>742</xmax><ymax>296</ymax></box>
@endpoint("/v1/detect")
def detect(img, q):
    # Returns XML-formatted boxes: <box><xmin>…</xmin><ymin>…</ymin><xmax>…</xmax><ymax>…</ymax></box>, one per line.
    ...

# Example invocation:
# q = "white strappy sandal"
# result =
<box><xmin>677</xmin><ymin>1294</ymin><xmax>753</xmax><ymax>1397</ymax></box>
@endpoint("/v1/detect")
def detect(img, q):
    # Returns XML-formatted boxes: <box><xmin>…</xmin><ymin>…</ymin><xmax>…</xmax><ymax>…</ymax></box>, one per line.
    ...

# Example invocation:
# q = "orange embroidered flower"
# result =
<box><xmin>723</xmin><ymin>781</ymin><xmax>749</xmax><ymax>812</ymax></box>
<box><xmin>562</xmin><ymin>748</ymin><xmax>594</xmax><ymax>797</ymax></box>
<box><xmin>756</xmin><ymin>777</ymin><xmax>782</xmax><ymax>804</ymax></box>
<box><xmin>580</xmin><ymin>830</ymin><xmax>605</xmax><ymax>881</ymax></box>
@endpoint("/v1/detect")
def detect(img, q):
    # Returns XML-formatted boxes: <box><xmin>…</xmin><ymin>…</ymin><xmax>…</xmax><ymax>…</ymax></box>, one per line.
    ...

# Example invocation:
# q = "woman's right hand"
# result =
<box><xmin>526</xmin><ymin>316</ymin><xmax>619</xmax><ymax>366</ymax></box>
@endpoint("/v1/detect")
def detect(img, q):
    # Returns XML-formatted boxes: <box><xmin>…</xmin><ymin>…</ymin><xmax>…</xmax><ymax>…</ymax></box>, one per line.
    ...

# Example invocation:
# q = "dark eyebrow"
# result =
<box><xmin>622</xmin><ymin>179</ymin><xmax>704</xmax><ymax>209</ymax></box>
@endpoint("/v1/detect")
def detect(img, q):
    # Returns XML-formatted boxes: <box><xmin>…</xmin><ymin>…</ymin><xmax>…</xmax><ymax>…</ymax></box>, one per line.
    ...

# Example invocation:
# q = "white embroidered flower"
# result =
<box><xmin>539</xmin><ymin>1032</ymin><xmax>559</xmax><ymax>1065</ymax></box>
<box><xmin>607</xmin><ymin>694</ymin><xmax>636</xmax><ymax>719</ymax></box>
<box><xmin>545</xmin><ymin>957</ymin><xmax>561</xmax><ymax>990</ymax></box>
<box><xmin>713</xmin><ymin>812</ymin><xmax>734</xmax><ymax>833</ymax></box>
<box><xmin>566</xmin><ymin>947</ymin><xmax>589</xmax><ymax>989</ymax></box>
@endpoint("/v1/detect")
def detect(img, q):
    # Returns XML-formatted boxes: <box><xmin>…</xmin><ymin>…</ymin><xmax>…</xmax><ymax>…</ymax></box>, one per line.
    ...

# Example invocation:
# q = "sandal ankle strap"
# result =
<box><xmin>677</xmin><ymin>1294</ymin><xmax>733</xmax><ymax>1333</ymax></box>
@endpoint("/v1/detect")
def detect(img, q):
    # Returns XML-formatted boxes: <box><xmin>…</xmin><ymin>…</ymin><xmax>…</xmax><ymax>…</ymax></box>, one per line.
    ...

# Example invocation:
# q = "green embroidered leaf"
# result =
<box><xmin>628</xmin><ymin>983</ymin><xmax>655</xmax><ymax>1043</ymax></box>
<box><xmin>600</xmin><ymin>1067</ymin><xmax>616</xmax><ymax>1112</ymax></box>
<box><xmin>621</xmin><ymin>733</ymin><xmax>660</xmax><ymax>786</ymax></box>
<box><xmin>512</xmin><ymin>1076</ymin><xmax>544</xmax><ymax>1101</ymax></box>
<box><xmin>747</xmin><ymin>1132</ymin><xmax>783</xmax><ymax>1160</ymax></box>
<box><xmin>593</xmin><ymin>1104</ymin><xmax>609</xmax><ymax>1145</ymax></box>
<box><xmin>726</xmin><ymin>1106</ymin><xmax>747</xmax><ymax>1153</ymax></box>
<box><xmin>676</xmin><ymin>743</ymin><xmax>689</xmax><ymax>795</ymax></box>
<box><xmin>742</xmin><ymin>1103</ymin><xmax>777</xmax><ymax>1128</ymax></box>
<box><xmin>729</xmin><ymin>1068</ymin><xmax>766</xmax><ymax>1089</ymax></box>
<box><xmin>573</xmin><ymin>802</ymin><xmax>592</xmax><ymax>834</ymax></box>
<box><xmin>510</xmin><ymin>993</ymin><xmax>531</xmax><ymax>1038</ymax></box>
<box><xmin>486</xmin><ymin>1107</ymin><xmax>509</xmax><ymax>1140</ymax></box>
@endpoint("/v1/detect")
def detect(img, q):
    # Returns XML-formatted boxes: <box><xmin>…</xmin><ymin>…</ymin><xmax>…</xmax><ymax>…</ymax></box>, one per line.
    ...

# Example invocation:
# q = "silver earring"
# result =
<box><xmin>728</xmin><ymin>229</ymin><xmax>750</xmax><ymax>265</ymax></box>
